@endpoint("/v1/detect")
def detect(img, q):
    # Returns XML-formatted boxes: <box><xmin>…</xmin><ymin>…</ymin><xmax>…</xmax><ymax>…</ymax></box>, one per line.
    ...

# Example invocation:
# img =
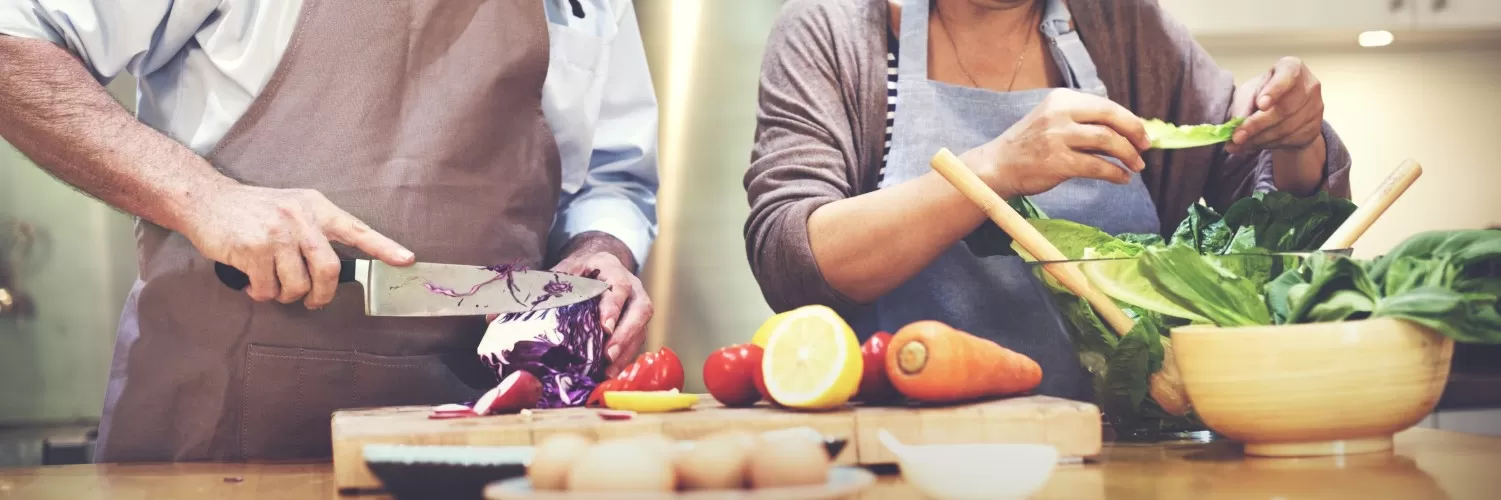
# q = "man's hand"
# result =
<box><xmin>183</xmin><ymin>184</ymin><xmax>415</xmax><ymax>309</ymax></box>
<box><xmin>1227</xmin><ymin>57</ymin><xmax>1324</xmax><ymax>154</ymax></box>
<box><xmin>514</xmin><ymin>232</ymin><xmax>650</xmax><ymax>377</ymax></box>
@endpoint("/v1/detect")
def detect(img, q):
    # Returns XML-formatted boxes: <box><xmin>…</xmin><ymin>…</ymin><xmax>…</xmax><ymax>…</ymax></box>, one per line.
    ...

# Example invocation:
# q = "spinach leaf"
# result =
<box><xmin>1224</xmin><ymin>226</ymin><xmax>1259</xmax><ymax>254</ymax></box>
<box><xmin>1265</xmin><ymin>263</ymin><xmax>1309</xmax><ymax>324</ymax></box>
<box><xmin>1103</xmin><ymin>317</ymin><xmax>1165</xmax><ymax>416</ymax></box>
<box><xmin>1267</xmin><ymin>230</ymin><xmax>1501</xmax><ymax>343</ymax></box>
<box><xmin>1140</xmin><ymin>245</ymin><xmax>1273</xmax><ymax>326</ymax></box>
<box><xmin>1222</xmin><ymin>191</ymin><xmax>1357</xmax><ymax>252</ymax></box>
<box><xmin>1170</xmin><ymin>204</ymin><xmax>1232</xmax><ymax>254</ymax></box>
<box><xmin>1373</xmin><ymin>287</ymin><xmax>1501</xmax><ymax>344</ymax></box>
<box><xmin>1281</xmin><ymin>253</ymin><xmax>1381</xmax><ymax>324</ymax></box>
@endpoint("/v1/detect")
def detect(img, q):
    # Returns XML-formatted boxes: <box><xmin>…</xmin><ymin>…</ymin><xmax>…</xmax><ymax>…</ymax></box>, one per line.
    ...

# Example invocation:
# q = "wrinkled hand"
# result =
<box><xmin>486</xmin><ymin>233</ymin><xmax>651</xmax><ymax>377</ymax></box>
<box><xmin>969</xmin><ymin>89</ymin><xmax>1150</xmax><ymax>199</ymax></box>
<box><xmin>183</xmin><ymin>184</ymin><xmax>414</xmax><ymax>309</ymax></box>
<box><xmin>1227</xmin><ymin>56</ymin><xmax>1324</xmax><ymax>154</ymax></box>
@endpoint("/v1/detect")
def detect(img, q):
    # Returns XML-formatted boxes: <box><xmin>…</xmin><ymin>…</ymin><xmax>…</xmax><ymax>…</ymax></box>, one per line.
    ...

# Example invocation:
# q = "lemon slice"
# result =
<box><xmin>760</xmin><ymin>305</ymin><xmax>863</xmax><ymax>410</ymax></box>
<box><xmin>603</xmin><ymin>390</ymin><xmax>699</xmax><ymax>413</ymax></box>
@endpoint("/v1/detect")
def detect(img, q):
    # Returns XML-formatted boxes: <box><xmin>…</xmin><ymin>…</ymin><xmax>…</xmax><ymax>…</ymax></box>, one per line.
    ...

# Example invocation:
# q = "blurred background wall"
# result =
<box><xmin>2</xmin><ymin>0</ymin><xmax>1499</xmax><ymax>464</ymax></box>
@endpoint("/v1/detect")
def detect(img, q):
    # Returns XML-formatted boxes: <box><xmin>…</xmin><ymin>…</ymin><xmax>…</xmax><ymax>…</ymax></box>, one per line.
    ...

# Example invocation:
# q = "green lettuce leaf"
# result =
<box><xmin>1144</xmin><ymin>117</ymin><xmax>1246</xmax><ymax>149</ymax></box>
<box><xmin>1011</xmin><ymin>219</ymin><xmax>1121</xmax><ymax>261</ymax></box>
<box><xmin>1140</xmin><ymin>245</ymin><xmax>1273</xmax><ymax>326</ymax></box>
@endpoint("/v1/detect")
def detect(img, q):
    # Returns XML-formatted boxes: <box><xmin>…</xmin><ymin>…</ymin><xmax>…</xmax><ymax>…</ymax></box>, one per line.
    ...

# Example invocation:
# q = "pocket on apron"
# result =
<box><xmin>240</xmin><ymin>344</ymin><xmax>480</xmax><ymax>459</ymax></box>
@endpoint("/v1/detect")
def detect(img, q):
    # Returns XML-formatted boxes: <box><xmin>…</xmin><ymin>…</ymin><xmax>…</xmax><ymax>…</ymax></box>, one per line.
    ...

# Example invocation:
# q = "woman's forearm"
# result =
<box><xmin>807</xmin><ymin>170</ymin><xmax>989</xmax><ymax>303</ymax></box>
<box><xmin>1270</xmin><ymin>133</ymin><xmax>1327</xmax><ymax>196</ymax></box>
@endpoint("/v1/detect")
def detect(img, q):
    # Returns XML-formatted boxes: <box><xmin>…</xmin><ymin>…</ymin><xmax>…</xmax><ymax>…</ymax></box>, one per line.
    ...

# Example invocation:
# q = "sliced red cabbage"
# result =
<box><xmin>477</xmin><ymin>283</ymin><xmax>609</xmax><ymax>409</ymax></box>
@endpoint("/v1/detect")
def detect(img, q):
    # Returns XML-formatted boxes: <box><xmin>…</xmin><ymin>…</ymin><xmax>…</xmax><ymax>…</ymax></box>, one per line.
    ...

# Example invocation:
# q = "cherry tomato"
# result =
<box><xmin>857</xmin><ymin>332</ymin><xmax>900</xmax><ymax>403</ymax></box>
<box><xmin>703</xmin><ymin>344</ymin><xmax>763</xmax><ymax>407</ymax></box>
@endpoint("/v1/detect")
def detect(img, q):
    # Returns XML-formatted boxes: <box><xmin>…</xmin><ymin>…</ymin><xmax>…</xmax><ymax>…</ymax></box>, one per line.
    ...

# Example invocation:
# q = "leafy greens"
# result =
<box><xmin>1268</xmin><ymin>230</ymin><xmax>1501</xmax><ymax>343</ymax></box>
<box><xmin>1004</xmin><ymin>189</ymin><xmax>1357</xmax><ymax>437</ymax></box>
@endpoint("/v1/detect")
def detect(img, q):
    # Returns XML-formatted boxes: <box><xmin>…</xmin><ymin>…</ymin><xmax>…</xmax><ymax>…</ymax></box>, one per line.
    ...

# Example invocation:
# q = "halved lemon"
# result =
<box><xmin>760</xmin><ymin>305</ymin><xmax>863</xmax><ymax>410</ymax></box>
<box><xmin>603</xmin><ymin>390</ymin><xmax>699</xmax><ymax>413</ymax></box>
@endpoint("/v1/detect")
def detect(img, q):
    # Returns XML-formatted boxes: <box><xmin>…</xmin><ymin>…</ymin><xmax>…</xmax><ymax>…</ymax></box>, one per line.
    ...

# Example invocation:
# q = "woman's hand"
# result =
<box><xmin>1227</xmin><ymin>57</ymin><xmax>1324</xmax><ymax>154</ymax></box>
<box><xmin>968</xmin><ymin>89</ymin><xmax>1151</xmax><ymax>199</ymax></box>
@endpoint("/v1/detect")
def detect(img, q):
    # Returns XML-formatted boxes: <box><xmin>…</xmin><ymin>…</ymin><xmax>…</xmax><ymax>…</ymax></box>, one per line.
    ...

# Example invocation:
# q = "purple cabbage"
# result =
<box><xmin>477</xmin><ymin>270</ymin><xmax>609</xmax><ymax>409</ymax></box>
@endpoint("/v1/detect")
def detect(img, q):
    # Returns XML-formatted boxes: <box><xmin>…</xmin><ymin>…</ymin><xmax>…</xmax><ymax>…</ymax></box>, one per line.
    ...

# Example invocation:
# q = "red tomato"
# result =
<box><xmin>620</xmin><ymin>348</ymin><xmax>685</xmax><ymax>393</ymax></box>
<box><xmin>703</xmin><ymin>344</ymin><xmax>763</xmax><ymax>407</ymax></box>
<box><xmin>655</xmin><ymin>347</ymin><xmax>686</xmax><ymax>392</ymax></box>
<box><xmin>857</xmin><ymin>332</ymin><xmax>900</xmax><ymax>404</ymax></box>
<box><xmin>591</xmin><ymin>347</ymin><xmax>686</xmax><ymax>403</ymax></box>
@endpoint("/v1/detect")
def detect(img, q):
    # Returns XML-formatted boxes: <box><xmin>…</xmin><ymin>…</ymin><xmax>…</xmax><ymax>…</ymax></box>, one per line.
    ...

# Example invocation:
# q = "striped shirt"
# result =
<box><xmin>878</xmin><ymin>27</ymin><xmax>899</xmax><ymax>183</ymax></box>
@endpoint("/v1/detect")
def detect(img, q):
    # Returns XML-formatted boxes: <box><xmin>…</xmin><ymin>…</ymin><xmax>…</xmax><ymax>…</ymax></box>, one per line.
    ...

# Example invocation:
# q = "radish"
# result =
<box><xmin>473</xmin><ymin>370</ymin><xmax>543</xmax><ymax>416</ymax></box>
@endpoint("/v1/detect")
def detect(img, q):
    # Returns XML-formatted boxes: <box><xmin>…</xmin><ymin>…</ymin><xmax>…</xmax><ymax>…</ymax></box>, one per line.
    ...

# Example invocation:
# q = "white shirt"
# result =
<box><xmin>0</xmin><ymin>0</ymin><xmax>659</xmax><ymax>266</ymax></box>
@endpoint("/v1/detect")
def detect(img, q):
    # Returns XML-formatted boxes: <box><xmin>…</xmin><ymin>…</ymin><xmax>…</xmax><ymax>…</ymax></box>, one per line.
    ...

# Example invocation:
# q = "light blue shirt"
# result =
<box><xmin>0</xmin><ymin>0</ymin><xmax>660</xmax><ymax>266</ymax></box>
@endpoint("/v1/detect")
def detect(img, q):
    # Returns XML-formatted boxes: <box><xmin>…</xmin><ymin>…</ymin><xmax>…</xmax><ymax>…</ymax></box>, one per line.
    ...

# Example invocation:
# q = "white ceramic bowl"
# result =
<box><xmin>880</xmin><ymin>431</ymin><xmax>1059</xmax><ymax>500</ymax></box>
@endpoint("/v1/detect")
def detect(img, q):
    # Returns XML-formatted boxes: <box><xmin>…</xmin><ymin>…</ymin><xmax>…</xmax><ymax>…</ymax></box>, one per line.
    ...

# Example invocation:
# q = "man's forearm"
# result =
<box><xmin>0</xmin><ymin>36</ymin><xmax>231</xmax><ymax>233</ymax></box>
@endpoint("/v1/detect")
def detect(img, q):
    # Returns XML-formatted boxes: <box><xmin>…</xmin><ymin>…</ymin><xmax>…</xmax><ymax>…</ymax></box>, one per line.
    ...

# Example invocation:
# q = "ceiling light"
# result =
<box><xmin>1358</xmin><ymin>30</ymin><xmax>1394</xmax><ymax>48</ymax></box>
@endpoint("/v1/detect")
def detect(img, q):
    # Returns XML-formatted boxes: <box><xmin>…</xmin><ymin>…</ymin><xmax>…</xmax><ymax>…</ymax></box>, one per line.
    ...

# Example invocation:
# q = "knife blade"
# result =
<box><xmin>213</xmin><ymin>260</ymin><xmax>609</xmax><ymax>317</ymax></box>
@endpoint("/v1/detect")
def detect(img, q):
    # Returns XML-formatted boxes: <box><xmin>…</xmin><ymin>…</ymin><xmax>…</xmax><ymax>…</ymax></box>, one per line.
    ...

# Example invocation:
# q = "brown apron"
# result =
<box><xmin>97</xmin><ymin>0</ymin><xmax>561</xmax><ymax>462</ymax></box>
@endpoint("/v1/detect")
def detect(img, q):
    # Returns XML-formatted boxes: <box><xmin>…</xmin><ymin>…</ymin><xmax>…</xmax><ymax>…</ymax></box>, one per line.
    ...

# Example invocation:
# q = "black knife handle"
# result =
<box><xmin>214</xmin><ymin>260</ymin><xmax>358</xmax><ymax>291</ymax></box>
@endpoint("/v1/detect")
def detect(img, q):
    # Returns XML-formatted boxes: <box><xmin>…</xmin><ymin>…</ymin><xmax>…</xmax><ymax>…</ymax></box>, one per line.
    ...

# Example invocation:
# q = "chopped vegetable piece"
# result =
<box><xmin>603</xmin><ymin>390</ymin><xmax>699</xmax><ymax>413</ymax></box>
<box><xmin>473</xmin><ymin>370</ymin><xmax>543</xmax><ymax>416</ymax></box>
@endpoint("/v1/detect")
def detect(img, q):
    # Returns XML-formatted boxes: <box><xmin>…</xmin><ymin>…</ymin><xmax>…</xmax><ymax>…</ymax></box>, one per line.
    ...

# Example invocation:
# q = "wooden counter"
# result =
<box><xmin>3</xmin><ymin>428</ymin><xmax>1499</xmax><ymax>499</ymax></box>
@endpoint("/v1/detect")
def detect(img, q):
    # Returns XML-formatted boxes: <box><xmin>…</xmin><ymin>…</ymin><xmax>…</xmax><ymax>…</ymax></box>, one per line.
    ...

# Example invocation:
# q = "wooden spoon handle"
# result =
<box><xmin>929</xmin><ymin>148</ymin><xmax>1137</xmax><ymax>337</ymax></box>
<box><xmin>1321</xmin><ymin>159</ymin><xmax>1422</xmax><ymax>251</ymax></box>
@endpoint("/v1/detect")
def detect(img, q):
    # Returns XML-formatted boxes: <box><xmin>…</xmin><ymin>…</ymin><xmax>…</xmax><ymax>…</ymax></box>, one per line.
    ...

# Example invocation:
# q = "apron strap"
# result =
<box><xmin>1040</xmin><ymin>0</ymin><xmax>1108</xmax><ymax>96</ymax></box>
<box><xmin>896</xmin><ymin>0</ymin><xmax>932</xmax><ymax>80</ymax></box>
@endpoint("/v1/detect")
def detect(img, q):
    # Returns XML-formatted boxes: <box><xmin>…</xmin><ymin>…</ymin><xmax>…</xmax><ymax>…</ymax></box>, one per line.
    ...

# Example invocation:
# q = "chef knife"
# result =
<box><xmin>213</xmin><ymin>260</ymin><xmax>609</xmax><ymax>317</ymax></box>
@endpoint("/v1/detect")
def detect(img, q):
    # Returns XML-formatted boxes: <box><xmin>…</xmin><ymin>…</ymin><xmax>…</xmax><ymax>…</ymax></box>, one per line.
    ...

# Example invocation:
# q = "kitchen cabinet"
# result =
<box><xmin>1416</xmin><ymin>0</ymin><xmax>1501</xmax><ymax>29</ymax></box>
<box><xmin>1156</xmin><ymin>0</ymin><xmax>1416</xmax><ymax>36</ymax></box>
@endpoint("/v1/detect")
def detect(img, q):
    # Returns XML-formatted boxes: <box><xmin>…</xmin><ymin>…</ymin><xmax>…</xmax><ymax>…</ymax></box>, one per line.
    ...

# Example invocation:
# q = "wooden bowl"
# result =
<box><xmin>1171</xmin><ymin>318</ymin><xmax>1453</xmax><ymax>457</ymax></box>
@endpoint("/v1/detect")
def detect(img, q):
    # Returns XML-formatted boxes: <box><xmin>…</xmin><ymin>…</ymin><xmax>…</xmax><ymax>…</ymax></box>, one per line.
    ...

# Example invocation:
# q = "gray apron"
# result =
<box><xmin>857</xmin><ymin>0</ymin><xmax>1161</xmax><ymax>403</ymax></box>
<box><xmin>97</xmin><ymin>0</ymin><xmax>561</xmax><ymax>462</ymax></box>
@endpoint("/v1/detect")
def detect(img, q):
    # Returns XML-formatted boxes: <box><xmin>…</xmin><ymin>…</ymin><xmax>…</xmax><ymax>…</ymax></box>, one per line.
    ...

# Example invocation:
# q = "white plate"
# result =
<box><xmin>483</xmin><ymin>466</ymin><xmax>876</xmax><ymax>500</ymax></box>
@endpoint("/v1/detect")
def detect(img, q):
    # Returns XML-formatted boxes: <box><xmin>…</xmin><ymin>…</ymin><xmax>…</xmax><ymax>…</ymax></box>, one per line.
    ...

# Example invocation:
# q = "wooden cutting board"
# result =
<box><xmin>331</xmin><ymin>395</ymin><xmax>1102</xmax><ymax>492</ymax></box>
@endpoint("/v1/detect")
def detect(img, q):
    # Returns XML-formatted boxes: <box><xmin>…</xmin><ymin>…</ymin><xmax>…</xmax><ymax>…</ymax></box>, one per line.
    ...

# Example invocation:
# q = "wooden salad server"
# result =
<box><xmin>929</xmin><ymin>149</ymin><xmax>1194</xmax><ymax>416</ymax></box>
<box><xmin>1321</xmin><ymin>159</ymin><xmax>1424</xmax><ymax>251</ymax></box>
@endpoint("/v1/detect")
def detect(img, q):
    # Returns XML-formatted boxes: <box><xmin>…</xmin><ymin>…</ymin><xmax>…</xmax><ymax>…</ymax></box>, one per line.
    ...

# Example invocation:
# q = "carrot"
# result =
<box><xmin>884</xmin><ymin>321</ymin><xmax>1043</xmax><ymax>403</ymax></box>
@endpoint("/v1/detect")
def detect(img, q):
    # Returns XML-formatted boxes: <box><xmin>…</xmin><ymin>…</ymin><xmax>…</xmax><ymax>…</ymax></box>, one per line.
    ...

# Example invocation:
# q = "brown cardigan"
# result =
<box><xmin>743</xmin><ymin>0</ymin><xmax>1353</xmax><ymax>314</ymax></box>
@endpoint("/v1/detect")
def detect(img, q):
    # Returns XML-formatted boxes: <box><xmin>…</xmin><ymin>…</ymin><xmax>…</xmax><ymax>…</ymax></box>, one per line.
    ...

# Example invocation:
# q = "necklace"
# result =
<box><xmin>934</xmin><ymin>1</ymin><xmax>1038</xmax><ymax>92</ymax></box>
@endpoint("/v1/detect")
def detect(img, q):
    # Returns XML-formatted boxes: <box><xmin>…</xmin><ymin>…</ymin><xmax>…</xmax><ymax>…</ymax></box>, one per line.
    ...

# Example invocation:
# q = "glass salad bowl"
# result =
<box><xmin>1024</xmin><ymin>250</ymin><xmax>1347</xmax><ymax>443</ymax></box>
